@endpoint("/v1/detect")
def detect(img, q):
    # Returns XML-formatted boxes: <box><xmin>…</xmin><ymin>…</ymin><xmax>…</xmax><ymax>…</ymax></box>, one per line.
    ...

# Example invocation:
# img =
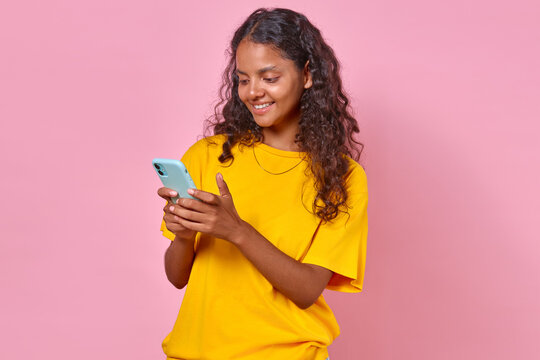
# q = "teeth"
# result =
<box><xmin>254</xmin><ymin>102</ymin><xmax>273</xmax><ymax>109</ymax></box>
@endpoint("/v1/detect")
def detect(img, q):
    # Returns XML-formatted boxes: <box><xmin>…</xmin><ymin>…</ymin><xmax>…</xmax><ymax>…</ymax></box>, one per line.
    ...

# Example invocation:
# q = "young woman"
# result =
<box><xmin>157</xmin><ymin>7</ymin><xmax>368</xmax><ymax>360</ymax></box>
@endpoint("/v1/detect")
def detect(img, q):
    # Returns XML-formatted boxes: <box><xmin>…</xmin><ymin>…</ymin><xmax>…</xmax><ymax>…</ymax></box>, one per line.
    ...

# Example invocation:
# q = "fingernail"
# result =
<box><xmin>187</xmin><ymin>188</ymin><xmax>195</xmax><ymax>195</ymax></box>
<box><xmin>169</xmin><ymin>206</ymin><xmax>174</xmax><ymax>211</ymax></box>
<box><xmin>170</xmin><ymin>191</ymin><xmax>177</xmax><ymax>196</ymax></box>
<box><xmin>218</xmin><ymin>172</ymin><xmax>223</xmax><ymax>180</ymax></box>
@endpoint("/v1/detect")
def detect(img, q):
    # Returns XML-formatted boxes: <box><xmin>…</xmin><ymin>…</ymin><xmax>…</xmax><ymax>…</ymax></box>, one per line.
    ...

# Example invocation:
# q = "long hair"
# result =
<box><xmin>203</xmin><ymin>7</ymin><xmax>364</xmax><ymax>223</ymax></box>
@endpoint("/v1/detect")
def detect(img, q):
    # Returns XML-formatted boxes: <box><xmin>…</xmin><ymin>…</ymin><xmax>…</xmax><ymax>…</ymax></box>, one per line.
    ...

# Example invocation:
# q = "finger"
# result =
<box><xmin>163</xmin><ymin>213</ymin><xmax>183</xmax><ymax>225</ymax></box>
<box><xmin>216</xmin><ymin>173</ymin><xmax>231</xmax><ymax>198</ymax></box>
<box><xmin>157</xmin><ymin>187</ymin><xmax>178</xmax><ymax>198</ymax></box>
<box><xmin>188</xmin><ymin>189</ymin><xmax>218</xmax><ymax>204</ymax></box>
<box><xmin>167</xmin><ymin>199</ymin><xmax>207</xmax><ymax>214</ymax></box>
<box><xmin>169</xmin><ymin>205</ymin><xmax>207</xmax><ymax>223</ymax></box>
<box><xmin>163</xmin><ymin>197</ymin><xmax>183</xmax><ymax>213</ymax></box>
<box><xmin>177</xmin><ymin>217</ymin><xmax>207</xmax><ymax>233</ymax></box>
<box><xmin>162</xmin><ymin>219</ymin><xmax>188</xmax><ymax>234</ymax></box>
<box><xmin>163</xmin><ymin>201</ymin><xmax>178</xmax><ymax>212</ymax></box>
<box><xmin>177</xmin><ymin>197</ymin><xmax>211</xmax><ymax>213</ymax></box>
<box><xmin>157</xmin><ymin>187</ymin><xmax>178</xmax><ymax>201</ymax></box>
<box><xmin>164</xmin><ymin>212</ymin><xmax>195</xmax><ymax>227</ymax></box>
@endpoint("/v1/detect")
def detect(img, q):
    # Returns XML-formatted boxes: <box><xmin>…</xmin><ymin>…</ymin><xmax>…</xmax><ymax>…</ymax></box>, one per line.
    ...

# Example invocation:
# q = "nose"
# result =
<box><xmin>247</xmin><ymin>79</ymin><xmax>264</xmax><ymax>99</ymax></box>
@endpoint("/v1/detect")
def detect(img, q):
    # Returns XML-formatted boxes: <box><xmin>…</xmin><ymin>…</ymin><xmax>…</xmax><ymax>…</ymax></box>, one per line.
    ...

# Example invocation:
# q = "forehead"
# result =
<box><xmin>235</xmin><ymin>40</ymin><xmax>293</xmax><ymax>72</ymax></box>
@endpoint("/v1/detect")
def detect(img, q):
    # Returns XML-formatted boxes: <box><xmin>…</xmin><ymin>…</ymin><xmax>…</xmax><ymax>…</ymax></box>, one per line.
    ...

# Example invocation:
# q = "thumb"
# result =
<box><xmin>216</xmin><ymin>172</ymin><xmax>231</xmax><ymax>198</ymax></box>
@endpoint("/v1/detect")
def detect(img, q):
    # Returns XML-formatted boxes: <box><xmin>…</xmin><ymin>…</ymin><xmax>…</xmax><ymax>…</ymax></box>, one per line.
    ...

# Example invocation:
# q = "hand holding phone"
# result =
<box><xmin>153</xmin><ymin>158</ymin><xmax>199</xmax><ymax>240</ymax></box>
<box><xmin>152</xmin><ymin>158</ymin><xmax>197</xmax><ymax>204</ymax></box>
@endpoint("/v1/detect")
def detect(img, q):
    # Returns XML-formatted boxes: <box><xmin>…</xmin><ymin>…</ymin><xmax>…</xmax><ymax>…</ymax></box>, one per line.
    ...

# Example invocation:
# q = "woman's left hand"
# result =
<box><xmin>168</xmin><ymin>172</ymin><xmax>246</xmax><ymax>244</ymax></box>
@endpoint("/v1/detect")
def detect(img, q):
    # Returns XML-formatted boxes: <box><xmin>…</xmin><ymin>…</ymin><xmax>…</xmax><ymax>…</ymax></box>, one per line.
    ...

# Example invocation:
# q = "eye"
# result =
<box><xmin>264</xmin><ymin>77</ymin><xmax>279</xmax><ymax>83</ymax></box>
<box><xmin>239</xmin><ymin>79</ymin><xmax>248</xmax><ymax>85</ymax></box>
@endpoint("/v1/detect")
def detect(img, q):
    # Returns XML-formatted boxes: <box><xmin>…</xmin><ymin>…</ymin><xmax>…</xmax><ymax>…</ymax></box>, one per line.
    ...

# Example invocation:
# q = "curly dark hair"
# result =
<box><xmin>203</xmin><ymin>7</ymin><xmax>364</xmax><ymax>223</ymax></box>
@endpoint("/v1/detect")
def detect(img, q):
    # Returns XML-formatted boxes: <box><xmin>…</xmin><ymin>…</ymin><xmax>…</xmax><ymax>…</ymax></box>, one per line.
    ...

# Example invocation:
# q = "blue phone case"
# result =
<box><xmin>152</xmin><ymin>158</ymin><xmax>197</xmax><ymax>203</ymax></box>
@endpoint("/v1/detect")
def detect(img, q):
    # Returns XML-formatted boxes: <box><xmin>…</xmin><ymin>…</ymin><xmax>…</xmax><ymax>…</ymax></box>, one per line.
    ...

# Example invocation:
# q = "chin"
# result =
<box><xmin>252</xmin><ymin>117</ymin><xmax>278</xmax><ymax>128</ymax></box>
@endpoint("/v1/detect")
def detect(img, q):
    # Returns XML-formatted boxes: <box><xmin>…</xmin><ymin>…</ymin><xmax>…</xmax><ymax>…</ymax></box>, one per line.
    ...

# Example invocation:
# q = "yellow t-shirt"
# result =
<box><xmin>160</xmin><ymin>134</ymin><xmax>368</xmax><ymax>360</ymax></box>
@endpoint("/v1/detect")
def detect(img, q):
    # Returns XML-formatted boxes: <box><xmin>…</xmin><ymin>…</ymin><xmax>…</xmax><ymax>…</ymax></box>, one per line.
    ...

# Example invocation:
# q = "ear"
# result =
<box><xmin>303</xmin><ymin>60</ymin><xmax>313</xmax><ymax>89</ymax></box>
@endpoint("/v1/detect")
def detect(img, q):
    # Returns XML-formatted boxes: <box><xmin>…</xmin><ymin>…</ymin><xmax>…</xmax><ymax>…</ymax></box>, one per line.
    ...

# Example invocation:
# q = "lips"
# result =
<box><xmin>251</xmin><ymin>102</ymin><xmax>275</xmax><ymax>115</ymax></box>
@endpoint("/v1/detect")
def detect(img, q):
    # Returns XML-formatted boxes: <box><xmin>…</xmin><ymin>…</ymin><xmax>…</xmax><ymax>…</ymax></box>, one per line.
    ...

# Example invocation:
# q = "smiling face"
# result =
<box><xmin>235</xmin><ymin>39</ymin><xmax>312</xmax><ymax>148</ymax></box>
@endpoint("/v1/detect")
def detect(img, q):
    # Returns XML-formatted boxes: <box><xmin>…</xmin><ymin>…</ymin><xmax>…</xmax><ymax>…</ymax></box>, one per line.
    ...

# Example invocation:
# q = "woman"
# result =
<box><xmin>158</xmin><ymin>7</ymin><xmax>368</xmax><ymax>360</ymax></box>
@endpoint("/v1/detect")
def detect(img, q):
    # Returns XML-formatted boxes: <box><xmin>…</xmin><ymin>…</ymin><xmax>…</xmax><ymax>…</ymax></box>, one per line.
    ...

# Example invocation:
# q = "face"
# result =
<box><xmin>235</xmin><ymin>39</ymin><xmax>312</xmax><ymax>135</ymax></box>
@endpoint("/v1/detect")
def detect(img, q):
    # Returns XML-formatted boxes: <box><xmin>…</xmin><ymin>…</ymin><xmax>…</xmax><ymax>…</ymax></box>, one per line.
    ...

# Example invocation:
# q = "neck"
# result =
<box><xmin>261</xmin><ymin>118</ymin><xmax>301</xmax><ymax>152</ymax></box>
<box><xmin>262</xmin><ymin>133</ymin><xmax>301</xmax><ymax>152</ymax></box>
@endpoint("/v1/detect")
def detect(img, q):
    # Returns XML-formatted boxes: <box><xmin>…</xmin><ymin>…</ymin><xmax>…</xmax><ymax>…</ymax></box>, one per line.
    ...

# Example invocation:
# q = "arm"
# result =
<box><xmin>233</xmin><ymin>222</ymin><xmax>333</xmax><ymax>310</ymax></box>
<box><xmin>158</xmin><ymin>186</ymin><xmax>198</xmax><ymax>289</ymax></box>
<box><xmin>164</xmin><ymin>233</ymin><xmax>196</xmax><ymax>289</ymax></box>
<box><xmin>170</xmin><ymin>173</ymin><xmax>333</xmax><ymax>309</ymax></box>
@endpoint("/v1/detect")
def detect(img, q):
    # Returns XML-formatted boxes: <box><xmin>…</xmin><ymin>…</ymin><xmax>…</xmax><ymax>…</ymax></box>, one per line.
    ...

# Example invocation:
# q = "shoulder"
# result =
<box><xmin>183</xmin><ymin>134</ymin><xmax>227</xmax><ymax>157</ymax></box>
<box><xmin>188</xmin><ymin>134</ymin><xmax>227</xmax><ymax>150</ymax></box>
<box><xmin>180</xmin><ymin>135</ymin><xmax>228</xmax><ymax>183</ymax></box>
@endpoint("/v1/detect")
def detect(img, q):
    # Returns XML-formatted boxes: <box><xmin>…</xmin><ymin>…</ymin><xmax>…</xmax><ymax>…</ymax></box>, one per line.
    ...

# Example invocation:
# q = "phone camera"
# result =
<box><xmin>154</xmin><ymin>163</ymin><xmax>161</xmax><ymax>170</ymax></box>
<box><xmin>158</xmin><ymin>170</ymin><xmax>164</xmax><ymax>176</ymax></box>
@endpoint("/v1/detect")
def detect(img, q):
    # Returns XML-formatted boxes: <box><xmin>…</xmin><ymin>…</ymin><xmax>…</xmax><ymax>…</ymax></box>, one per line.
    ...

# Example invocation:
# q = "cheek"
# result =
<box><xmin>274</xmin><ymin>79</ymin><xmax>300</xmax><ymax>98</ymax></box>
<box><xmin>237</xmin><ymin>89</ymin><xmax>249</xmax><ymax>105</ymax></box>
<box><xmin>267</xmin><ymin>86</ymin><xmax>288</xmax><ymax>102</ymax></box>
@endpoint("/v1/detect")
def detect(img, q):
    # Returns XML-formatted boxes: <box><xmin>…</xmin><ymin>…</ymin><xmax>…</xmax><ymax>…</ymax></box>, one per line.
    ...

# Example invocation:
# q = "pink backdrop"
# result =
<box><xmin>1</xmin><ymin>0</ymin><xmax>538</xmax><ymax>359</ymax></box>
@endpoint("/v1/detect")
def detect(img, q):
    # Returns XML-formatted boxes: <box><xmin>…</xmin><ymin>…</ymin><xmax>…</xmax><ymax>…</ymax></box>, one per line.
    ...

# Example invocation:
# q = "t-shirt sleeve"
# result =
<box><xmin>159</xmin><ymin>138</ymin><xmax>208</xmax><ymax>243</ymax></box>
<box><xmin>301</xmin><ymin>162</ymin><xmax>368</xmax><ymax>293</ymax></box>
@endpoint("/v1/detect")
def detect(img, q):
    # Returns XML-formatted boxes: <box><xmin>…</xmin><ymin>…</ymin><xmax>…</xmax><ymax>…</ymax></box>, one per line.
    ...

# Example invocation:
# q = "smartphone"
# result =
<box><xmin>152</xmin><ymin>158</ymin><xmax>197</xmax><ymax>204</ymax></box>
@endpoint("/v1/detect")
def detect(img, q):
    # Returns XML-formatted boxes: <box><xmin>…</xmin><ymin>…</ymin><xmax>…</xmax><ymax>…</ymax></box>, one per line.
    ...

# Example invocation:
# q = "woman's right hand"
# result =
<box><xmin>158</xmin><ymin>187</ymin><xmax>197</xmax><ymax>241</ymax></box>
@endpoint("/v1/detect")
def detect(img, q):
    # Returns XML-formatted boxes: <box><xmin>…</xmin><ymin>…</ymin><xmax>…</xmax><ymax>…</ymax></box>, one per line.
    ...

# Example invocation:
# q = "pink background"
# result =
<box><xmin>1</xmin><ymin>0</ymin><xmax>538</xmax><ymax>359</ymax></box>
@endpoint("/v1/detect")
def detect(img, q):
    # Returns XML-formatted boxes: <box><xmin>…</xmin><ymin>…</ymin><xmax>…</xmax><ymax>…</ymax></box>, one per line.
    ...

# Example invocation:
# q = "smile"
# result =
<box><xmin>251</xmin><ymin>102</ymin><xmax>275</xmax><ymax>115</ymax></box>
<box><xmin>253</xmin><ymin>102</ymin><xmax>273</xmax><ymax>109</ymax></box>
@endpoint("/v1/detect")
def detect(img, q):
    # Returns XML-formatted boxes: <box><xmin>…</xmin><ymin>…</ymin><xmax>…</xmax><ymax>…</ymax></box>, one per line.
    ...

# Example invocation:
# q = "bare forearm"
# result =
<box><xmin>232</xmin><ymin>222</ymin><xmax>319</xmax><ymax>309</ymax></box>
<box><xmin>164</xmin><ymin>234</ymin><xmax>196</xmax><ymax>289</ymax></box>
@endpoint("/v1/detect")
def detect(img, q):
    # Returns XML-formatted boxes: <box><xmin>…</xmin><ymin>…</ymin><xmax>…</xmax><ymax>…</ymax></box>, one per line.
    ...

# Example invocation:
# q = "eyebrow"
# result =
<box><xmin>235</xmin><ymin>66</ymin><xmax>280</xmax><ymax>75</ymax></box>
